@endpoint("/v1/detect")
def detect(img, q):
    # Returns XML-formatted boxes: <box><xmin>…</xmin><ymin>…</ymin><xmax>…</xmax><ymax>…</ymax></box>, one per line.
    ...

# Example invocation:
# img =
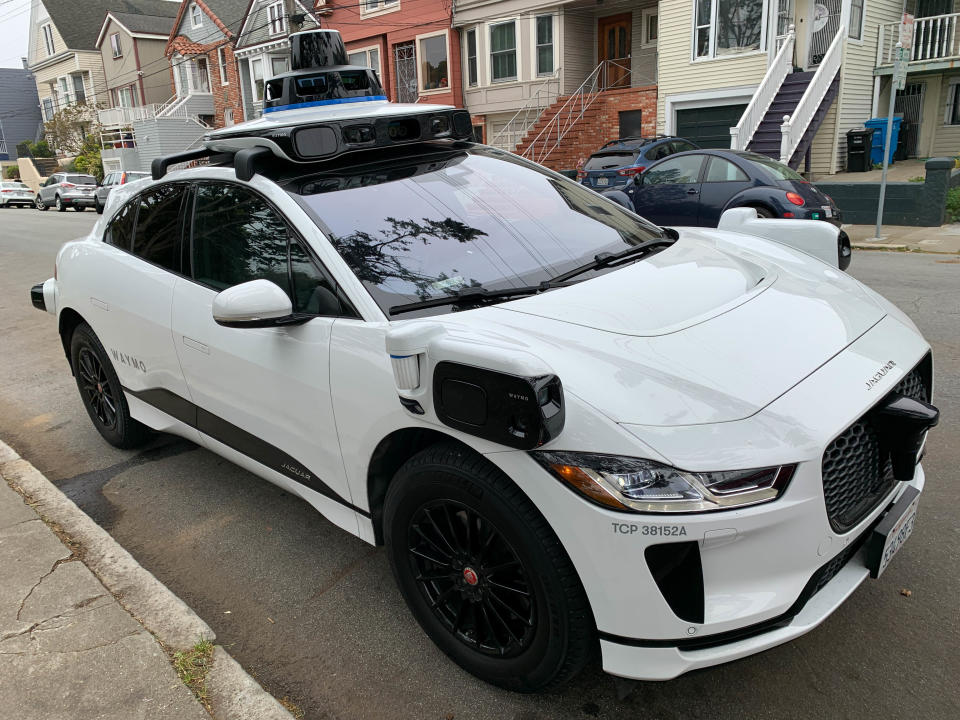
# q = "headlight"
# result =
<box><xmin>531</xmin><ymin>451</ymin><xmax>796</xmax><ymax>513</ymax></box>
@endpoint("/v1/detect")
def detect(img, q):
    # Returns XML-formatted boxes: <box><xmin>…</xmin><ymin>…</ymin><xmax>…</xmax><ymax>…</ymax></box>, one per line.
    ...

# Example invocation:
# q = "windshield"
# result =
<box><xmin>289</xmin><ymin>146</ymin><xmax>662</xmax><ymax>317</ymax></box>
<box><xmin>583</xmin><ymin>151</ymin><xmax>637</xmax><ymax>171</ymax></box>
<box><xmin>743</xmin><ymin>155</ymin><xmax>805</xmax><ymax>181</ymax></box>
<box><xmin>66</xmin><ymin>175</ymin><xmax>96</xmax><ymax>185</ymax></box>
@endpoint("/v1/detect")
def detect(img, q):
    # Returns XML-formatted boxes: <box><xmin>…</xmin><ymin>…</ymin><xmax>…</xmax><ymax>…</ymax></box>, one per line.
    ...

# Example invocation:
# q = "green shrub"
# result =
<box><xmin>28</xmin><ymin>140</ymin><xmax>54</xmax><ymax>158</ymax></box>
<box><xmin>3</xmin><ymin>166</ymin><xmax>20</xmax><ymax>179</ymax></box>
<box><xmin>945</xmin><ymin>187</ymin><xmax>960</xmax><ymax>224</ymax></box>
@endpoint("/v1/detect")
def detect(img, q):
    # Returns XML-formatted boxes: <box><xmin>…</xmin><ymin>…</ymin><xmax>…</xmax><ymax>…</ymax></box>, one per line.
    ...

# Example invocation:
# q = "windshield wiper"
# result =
<box><xmin>547</xmin><ymin>237</ymin><xmax>677</xmax><ymax>285</ymax></box>
<box><xmin>389</xmin><ymin>282</ymin><xmax>565</xmax><ymax>316</ymax></box>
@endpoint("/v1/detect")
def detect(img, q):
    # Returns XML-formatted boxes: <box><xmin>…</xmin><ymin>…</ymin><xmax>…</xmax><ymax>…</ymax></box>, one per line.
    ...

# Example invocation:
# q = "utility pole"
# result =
<box><xmin>285</xmin><ymin>0</ymin><xmax>303</xmax><ymax>35</ymax></box>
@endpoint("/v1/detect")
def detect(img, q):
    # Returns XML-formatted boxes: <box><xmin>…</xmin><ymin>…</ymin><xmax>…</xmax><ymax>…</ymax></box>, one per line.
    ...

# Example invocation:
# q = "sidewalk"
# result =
<box><xmin>844</xmin><ymin>223</ymin><xmax>960</xmax><ymax>254</ymax></box>
<box><xmin>0</xmin><ymin>440</ymin><xmax>294</xmax><ymax>720</ymax></box>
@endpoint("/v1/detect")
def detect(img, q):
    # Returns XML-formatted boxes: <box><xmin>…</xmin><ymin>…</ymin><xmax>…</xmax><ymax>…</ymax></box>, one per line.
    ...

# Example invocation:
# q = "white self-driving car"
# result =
<box><xmin>32</xmin><ymin>30</ymin><xmax>938</xmax><ymax>692</ymax></box>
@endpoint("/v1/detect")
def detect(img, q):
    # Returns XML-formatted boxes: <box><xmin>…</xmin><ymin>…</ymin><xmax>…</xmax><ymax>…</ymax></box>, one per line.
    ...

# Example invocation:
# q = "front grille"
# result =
<box><xmin>821</xmin><ymin>360</ymin><xmax>930</xmax><ymax>533</ymax></box>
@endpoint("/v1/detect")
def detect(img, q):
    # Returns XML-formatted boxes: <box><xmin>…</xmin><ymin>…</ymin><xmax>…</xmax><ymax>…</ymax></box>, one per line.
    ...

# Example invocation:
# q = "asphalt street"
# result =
<box><xmin>1</xmin><ymin>208</ymin><xmax>957</xmax><ymax>720</ymax></box>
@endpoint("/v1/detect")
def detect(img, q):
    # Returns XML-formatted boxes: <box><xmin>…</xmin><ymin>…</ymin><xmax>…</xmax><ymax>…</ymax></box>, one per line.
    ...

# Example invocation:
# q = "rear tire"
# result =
<box><xmin>751</xmin><ymin>205</ymin><xmax>775</xmax><ymax>218</ymax></box>
<box><xmin>384</xmin><ymin>443</ymin><xmax>594</xmax><ymax>692</ymax></box>
<box><xmin>74</xmin><ymin>205</ymin><xmax>85</xmax><ymax>212</ymax></box>
<box><xmin>95</xmin><ymin>197</ymin><xmax>103</xmax><ymax>214</ymax></box>
<box><xmin>69</xmin><ymin>323</ymin><xmax>150</xmax><ymax>449</ymax></box>
<box><xmin>55</xmin><ymin>195</ymin><xmax>65</xmax><ymax>212</ymax></box>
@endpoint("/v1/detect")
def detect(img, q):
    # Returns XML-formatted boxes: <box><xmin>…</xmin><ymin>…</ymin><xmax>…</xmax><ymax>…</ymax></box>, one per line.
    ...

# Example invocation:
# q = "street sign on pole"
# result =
<box><xmin>899</xmin><ymin>13</ymin><xmax>915</xmax><ymax>50</ymax></box>
<box><xmin>875</xmin><ymin>42</ymin><xmax>903</xmax><ymax>240</ymax></box>
<box><xmin>893</xmin><ymin>45</ymin><xmax>908</xmax><ymax>91</ymax></box>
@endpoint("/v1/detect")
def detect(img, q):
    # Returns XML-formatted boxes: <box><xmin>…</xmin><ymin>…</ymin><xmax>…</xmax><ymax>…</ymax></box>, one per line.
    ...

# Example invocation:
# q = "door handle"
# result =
<box><xmin>687</xmin><ymin>188</ymin><xmax>699</xmax><ymax>195</ymax></box>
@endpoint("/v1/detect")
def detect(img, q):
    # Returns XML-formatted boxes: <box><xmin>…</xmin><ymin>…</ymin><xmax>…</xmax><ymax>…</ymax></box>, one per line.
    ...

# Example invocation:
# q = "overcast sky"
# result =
<box><xmin>0</xmin><ymin>0</ymin><xmax>32</xmax><ymax>69</ymax></box>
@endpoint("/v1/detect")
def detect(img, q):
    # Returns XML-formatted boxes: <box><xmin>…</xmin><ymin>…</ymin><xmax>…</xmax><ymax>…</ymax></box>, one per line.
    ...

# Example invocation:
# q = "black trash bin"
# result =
<box><xmin>846</xmin><ymin>128</ymin><xmax>874</xmax><ymax>172</ymax></box>
<box><xmin>895</xmin><ymin>121</ymin><xmax>913</xmax><ymax>161</ymax></box>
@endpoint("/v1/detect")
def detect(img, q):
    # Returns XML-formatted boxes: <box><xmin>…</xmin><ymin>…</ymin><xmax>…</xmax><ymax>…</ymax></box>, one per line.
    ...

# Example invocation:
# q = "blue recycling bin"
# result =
<box><xmin>864</xmin><ymin>117</ymin><xmax>902</xmax><ymax>165</ymax></box>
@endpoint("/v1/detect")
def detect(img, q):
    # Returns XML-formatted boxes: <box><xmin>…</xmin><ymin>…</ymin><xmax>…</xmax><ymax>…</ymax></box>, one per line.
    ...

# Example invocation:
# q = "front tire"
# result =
<box><xmin>74</xmin><ymin>204</ymin><xmax>85</xmax><ymax>212</ymax></box>
<box><xmin>55</xmin><ymin>195</ymin><xmax>65</xmax><ymax>212</ymax></box>
<box><xmin>95</xmin><ymin>197</ymin><xmax>103</xmax><ymax>214</ymax></box>
<box><xmin>35</xmin><ymin>195</ymin><xmax>47</xmax><ymax>211</ymax></box>
<box><xmin>384</xmin><ymin>444</ymin><xmax>594</xmax><ymax>692</ymax></box>
<box><xmin>70</xmin><ymin>323</ymin><xmax>150</xmax><ymax>449</ymax></box>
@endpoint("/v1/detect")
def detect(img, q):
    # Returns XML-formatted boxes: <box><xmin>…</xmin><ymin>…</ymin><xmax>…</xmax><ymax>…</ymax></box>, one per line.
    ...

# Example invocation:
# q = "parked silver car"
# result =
<box><xmin>94</xmin><ymin>170</ymin><xmax>150</xmax><ymax>214</ymax></box>
<box><xmin>35</xmin><ymin>173</ymin><xmax>97</xmax><ymax>212</ymax></box>
<box><xmin>0</xmin><ymin>181</ymin><xmax>34</xmax><ymax>208</ymax></box>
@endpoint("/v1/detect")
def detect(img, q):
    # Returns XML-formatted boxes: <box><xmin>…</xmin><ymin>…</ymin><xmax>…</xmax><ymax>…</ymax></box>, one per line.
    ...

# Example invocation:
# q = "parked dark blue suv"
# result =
<box><xmin>578</xmin><ymin>137</ymin><xmax>700</xmax><ymax>190</ymax></box>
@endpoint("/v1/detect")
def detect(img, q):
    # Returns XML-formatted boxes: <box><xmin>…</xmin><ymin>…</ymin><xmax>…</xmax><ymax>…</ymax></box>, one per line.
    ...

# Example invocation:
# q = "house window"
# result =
<box><xmin>362</xmin><ymin>0</ymin><xmax>398</xmax><ymax>14</ymax></box>
<box><xmin>947</xmin><ymin>83</ymin><xmax>960</xmax><ymax>125</ymax></box>
<box><xmin>72</xmin><ymin>74</ymin><xmax>86</xmax><ymax>104</ymax></box>
<box><xmin>417</xmin><ymin>32</ymin><xmax>449</xmax><ymax>91</ymax></box>
<box><xmin>251</xmin><ymin>57</ymin><xmax>264</xmax><ymax>101</ymax></box>
<box><xmin>642</xmin><ymin>9</ymin><xmax>658</xmax><ymax>46</ymax></box>
<box><xmin>42</xmin><ymin>24</ymin><xmax>55</xmax><ymax>56</ymax></box>
<box><xmin>110</xmin><ymin>33</ymin><xmax>122</xmax><ymax>58</ymax></box>
<box><xmin>218</xmin><ymin>46</ymin><xmax>229</xmax><ymax>84</ymax></box>
<box><xmin>849</xmin><ymin>0</ymin><xmax>865</xmax><ymax>41</ymax></box>
<box><xmin>271</xmin><ymin>56</ymin><xmax>290</xmax><ymax>77</ymax></box>
<box><xmin>190</xmin><ymin>4</ymin><xmax>203</xmax><ymax>28</ymax></box>
<box><xmin>268</xmin><ymin>2</ymin><xmax>285</xmax><ymax>36</ymax></box>
<box><xmin>348</xmin><ymin>46</ymin><xmax>381</xmax><ymax>77</ymax></box>
<box><xmin>695</xmin><ymin>0</ymin><xmax>765</xmax><ymax>58</ymax></box>
<box><xmin>195</xmin><ymin>57</ymin><xmax>211</xmax><ymax>92</ymax></box>
<box><xmin>42</xmin><ymin>97</ymin><xmax>54</xmax><ymax>121</ymax></box>
<box><xmin>57</xmin><ymin>76</ymin><xmax>70</xmax><ymax>107</ymax></box>
<box><xmin>466</xmin><ymin>29</ymin><xmax>477</xmax><ymax>86</ymax></box>
<box><xmin>536</xmin><ymin>16</ymin><xmax>554</xmax><ymax>76</ymax></box>
<box><xmin>116</xmin><ymin>86</ymin><xmax>134</xmax><ymax>108</ymax></box>
<box><xmin>490</xmin><ymin>21</ymin><xmax>517</xmax><ymax>82</ymax></box>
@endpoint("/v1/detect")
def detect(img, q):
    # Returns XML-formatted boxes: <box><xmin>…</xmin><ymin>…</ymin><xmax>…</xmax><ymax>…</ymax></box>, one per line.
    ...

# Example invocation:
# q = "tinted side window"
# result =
<box><xmin>704</xmin><ymin>157</ymin><xmax>749</xmax><ymax>182</ymax></box>
<box><xmin>192</xmin><ymin>183</ymin><xmax>289</xmax><ymax>292</ymax></box>
<box><xmin>104</xmin><ymin>199</ymin><xmax>137</xmax><ymax>250</ymax></box>
<box><xmin>645</xmin><ymin>155</ymin><xmax>704</xmax><ymax>185</ymax></box>
<box><xmin>673</xmin><ymin>141</ymin><xmax>698</xmax><ymax>153</ymax></box>
<box><xmin>132</xmin><ymin>184</ymin><xmax>186</xmax><ymax>271</ymax></box>
<box><xmin>289</xmin><ymin>238</ymin><xmax>342</xmax><ymax>315</ymax></box>
<box><xmin>648</xmin><ymin>143</ymin><xmax>672</xmax><ymax>161</ymax></box>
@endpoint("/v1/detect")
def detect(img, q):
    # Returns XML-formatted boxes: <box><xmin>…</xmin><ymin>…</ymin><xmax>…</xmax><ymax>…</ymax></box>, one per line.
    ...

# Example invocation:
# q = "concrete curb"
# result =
<box><xmin>0</xmin><ymin>439</ymin><xmax>293</xmax><ymax>720</ymax></box>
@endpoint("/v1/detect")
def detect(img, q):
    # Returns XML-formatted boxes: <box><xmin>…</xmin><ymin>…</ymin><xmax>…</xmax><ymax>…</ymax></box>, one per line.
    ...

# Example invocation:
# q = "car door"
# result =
<box><xmin>170</xmin><ymin>181</ymin><xmax>358</xmax><ymax>528</ymax></box>
<box><xmin>628</xmin><ymin>153</ymin><xmax>705</xmax><ymax>226</ymax></box>
<box><xmin>696</xmin><ymin>155</ymin><xmax>753</xmax><ymax>227</ymax></box>
<box><xmin>89</xmin><ymin>183</ymin><xmax>197</xmax><ymax>432</ymax></box>
<box><xmin>40</xmin><ymin>175</ymin><xmax>59</xmax><ymax>204</ymax></box>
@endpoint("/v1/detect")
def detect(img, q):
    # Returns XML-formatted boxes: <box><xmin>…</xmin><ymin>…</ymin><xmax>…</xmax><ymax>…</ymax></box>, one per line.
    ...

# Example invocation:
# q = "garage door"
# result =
<box><xmin>675</xmin><ymin>105</ymin><xmax>748</xmax><ymax>148</ymax></box>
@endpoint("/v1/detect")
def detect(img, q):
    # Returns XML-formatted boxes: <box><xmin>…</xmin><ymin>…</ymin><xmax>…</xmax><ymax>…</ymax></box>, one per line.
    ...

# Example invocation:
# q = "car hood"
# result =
<box><xmin>430</xmin><ymin>228</ymin><xmax>887</xmax><ymax>427</ymax></box>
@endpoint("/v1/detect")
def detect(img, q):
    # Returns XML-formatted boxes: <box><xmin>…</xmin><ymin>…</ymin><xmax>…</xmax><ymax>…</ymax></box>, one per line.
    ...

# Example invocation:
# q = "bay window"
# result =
<box><xmin>695</xmin><ymin>0</ymin><xmax>765</xmax><ymax>59</ymax></box>
<box><xmin>490</xmin><ymin>21</ymin><xmax>517</xmax><ymax>82</ymax></box>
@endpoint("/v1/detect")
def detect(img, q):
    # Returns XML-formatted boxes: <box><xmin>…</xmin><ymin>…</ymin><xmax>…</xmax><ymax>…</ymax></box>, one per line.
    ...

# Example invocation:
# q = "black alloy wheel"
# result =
<box><xmin>35</xmin><ymin>195</ymin><xmax>47</xmax><ymax>211</ymax></box>
<box><xmin>385</xmin><ymin>443</ymin><xmax>594</xmax><ymax>692</ymax></box>
<box><xmin>407</xmin><ymin>499</ymin><xmax>536</xmax><ymax>658</ymax></box>
<box><xmin>69</xmin><ymin>322</ymin><xmax>150</xmax><ymax>449</ymax></box>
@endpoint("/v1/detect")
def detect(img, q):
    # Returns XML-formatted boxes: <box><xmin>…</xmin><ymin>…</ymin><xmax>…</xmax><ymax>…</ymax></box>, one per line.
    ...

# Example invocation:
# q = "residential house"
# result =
<box><xmin>0</xmin><ymin>67</ymin><xmax>43</xmax><ymax>160</ymax></box>
<box><xmin>26</xmin><ymin>0</ymin><xmax>113</xmax><ymax>123</ymax></box>
<box><xmin>453</xmin><ymin>0</ymin><xmax>658</xmax><ymax>170</ymax></box>
<box><xmin>320</xmin><ymin>0</ymin><xmax>463</xmax><ymax>110</ymax></box>
<box><xmin>874</xmin><ymin>0</ymin><xmax>960</xmax><ymax>160</ymax></box>
<box><xmin>95</xmin><ymin>1</ymin><xmax>182</xmax><ymax>115</ymax></box>
<box><xmin>233</xmin><ymin>1</ymin><xmax>324</xmax><ymax>121</ymax></box>
<box><xmin>658</xmin><ymin>0</ymin><xmax>957</xmax><ymax>175</ymax></box>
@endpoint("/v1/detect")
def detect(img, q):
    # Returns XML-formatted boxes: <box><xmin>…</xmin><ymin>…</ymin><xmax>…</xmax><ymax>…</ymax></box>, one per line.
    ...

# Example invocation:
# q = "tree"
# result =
<box><xmin>73</xmin><ymin>134</ymin><xmax>104</xmax><ymax>182</ymax></box>
<box><xmin>44</xmin><ymin>103</ymin><xmax>103</xmax><ymax>156</ymax></box>
<box><xmin>4</xmin><ymin>166</ymin><xmax>20</xmax><ymax>179</ymax></box>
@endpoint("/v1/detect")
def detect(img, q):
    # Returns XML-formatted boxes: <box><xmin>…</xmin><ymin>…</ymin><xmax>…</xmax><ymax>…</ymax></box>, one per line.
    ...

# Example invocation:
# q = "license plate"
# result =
<box><xmin>596</xmin><ymin>177</ymin><xmax>609</xmax><ymax>186</ymax></box>
<box><xmin>822</xmin><ymin>205</ymin><xmax>832</xmax><ymax>218</ymax></box>
<box><xmin>866</xmin><ymin>486</ymin><xmax>920</xmax><ymax>578</ymax></box>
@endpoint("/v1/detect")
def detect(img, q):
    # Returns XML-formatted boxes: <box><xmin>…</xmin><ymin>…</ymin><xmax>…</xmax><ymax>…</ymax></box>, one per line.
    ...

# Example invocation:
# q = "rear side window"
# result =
<box><xmin>66</xmin><ymin>175</ymin><xmax>96</xmax><ymax>185</ymax></box>
<box><xmin>645</xmin><ymin>154</ymin><xmax>704</xmax><ymax>185</ymax></box>
<box><xmin>132</xmin><ymin>184</ymin><xmax>186</xmax><ymax>271</ymax></box>
<box><xmin>583</xmin><ymin>151</ymin><xmax>636</xmax><ymax>171</ymax></box>
<box><xmin>704</xmin><ymin>157</ymin><xmax>749</xmax><ymax>182</ymax></box>
<box><xmin>670</xmin><ymin>140</ymin><xmax>698</xmax><ymax>154</ymax></box>
<box><xmin>104</xmin><ymin>199</ymin><xmax>137</xmax><ymax>250</ymax></box>
<box><xmin>647</xmin><ymin>143</ymin><xmax>672</xmax><ymax>161</ymax></box>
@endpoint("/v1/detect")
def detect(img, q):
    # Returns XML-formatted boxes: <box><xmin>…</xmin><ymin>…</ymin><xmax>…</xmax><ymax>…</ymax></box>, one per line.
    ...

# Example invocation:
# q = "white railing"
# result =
<box><xmin>98</xmin><ymin>104</ymin><xmax>162</xmax><ymax>127</ymax></box>
<box><xmin>158</xmin><ymin>96</ymin><xmax>191</xmax><ymax>119</ymax></box>
<box><xmin>731</xmin><ymin>28</ymin><xmax>795</xmax><ymax>150</ymax></box>
<box><xmin>489</xmin><ymin>70</ymin><xmax>561</xmax><ymax>151</ymax></box>
<box><xmin>99</xmin><ymin>130</ymin><xmax>137</xmax><ymax>150</ymax></box>
<box><xmin>878</xmin><ymin>13</ymin><xmax>960</xmax><ymax>65</ymax></box>
<box><xmin>780</xmin><ymin>27</ymin><xmax>843</xmax><ymax>165</ymax></box>
<box><xmin>0</xmin><ymin>140</ymin><xmax>7</xmax><ymax>157</ymax></box>
<box><xmin>522</xmin><ymin>60</ymin><xmax>631</xmax><ymax>165</ymax></box>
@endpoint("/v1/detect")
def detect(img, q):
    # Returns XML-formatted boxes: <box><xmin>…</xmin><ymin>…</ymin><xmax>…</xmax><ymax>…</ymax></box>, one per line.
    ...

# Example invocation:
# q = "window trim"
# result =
<box><xmin>533</xmin><ymin>14</ymin><xmax>556</xmax><ymax>77</ymax></box>
<box><xmin>346</xmin><ymin>44</ymin><xmax>382</xmax><ymax>77</ymax></box>
<box><xmin>267</xmin><ymin>1</ymin><xmax>286</xmax><ymax>37</ymax></box>
<box><xmin>360</xmin><ymin>0</ymin><xmax>400</xmax><ymax>19</ymax></box>
<box><xmin>692</xmin><ymin>0</ymin><xmax>768</xmax><ymax>61</ymax></box>
<box><xmin>945</xmin><ymin>80</ymin><xmax>960</xmax><ymax>126</ymax></box>
<box><xmin>848</xmin><ymin>0</ymin><xmax>867</xmax><ymax>43</ymax></box>
<box><xmin>415</xmin><ymin>30</ymin><xmax>451</xmax><ymax>95</ymax></box>
<box><xmin>641</xmin><ymin>8</ymin><xmax>658</xmax><ymax>48</ymax></box>
<box><xmin>42</xmin><ymin>23</ymin><xmax>55</xmax><ymax>56</ymax></box>
<box><xmin>250</xmin><ymin>57</ymin><xmax>265</xmax><ymax>102</ymax></box>
<box><xmin>218</xmin><ymin>46</ymin><xmax>230</xmax><ymax>85</ymax></box>
<box><xmin>489</xmin><ymin>19</ymin><xmax>518</xmax><ymax>84</ymax></box>
<box><xmin>110</xmin><ymin>32</ymin><xmax>122</xmax><ymax>59</ymax></box>
<box><xmin>190</xmin><ymin>4</ymin><xmax>203</xmax><ymax>29</ymax></box>
<box><xmin>465</xmin><ymin>28</ymin><xmax>478</xmax><ymax>87</ymax></box>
